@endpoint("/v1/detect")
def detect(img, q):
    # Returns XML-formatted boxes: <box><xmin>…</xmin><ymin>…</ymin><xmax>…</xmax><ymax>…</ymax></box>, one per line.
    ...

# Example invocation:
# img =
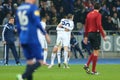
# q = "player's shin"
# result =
<box><xmin>64</xmin><ymin>51</ymin><xmax>68</xmax><ymax>64</ymax></box>
<box><xmin>51</xmin><ymin>53</ymin><xmax>56</xmax><ymax>65</ymax></box>
<box><xmin>43</xmin><ymin>50</ymin><xmax>48</xmax><ymax>63</ymax></box>
<box><xmin>57</xmin><ymin>52</ymin><xmax>61</xmax><ymax>64</ymax></box>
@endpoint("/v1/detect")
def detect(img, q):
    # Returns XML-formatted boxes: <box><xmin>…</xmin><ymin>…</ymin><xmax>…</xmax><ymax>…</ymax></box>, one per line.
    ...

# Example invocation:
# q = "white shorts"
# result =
<box><xmin>56</xmin><ymin>31</ymin><xmax>70</xmax><ymax>47</ymax></box>
<box><xmin>37</xmin><ymin>29</ymin><xmax>47</xmax><ymax>49</ymax></box>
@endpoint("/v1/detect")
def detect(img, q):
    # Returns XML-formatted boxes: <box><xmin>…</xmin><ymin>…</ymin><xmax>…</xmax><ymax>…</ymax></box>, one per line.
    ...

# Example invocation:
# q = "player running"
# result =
<box><xmin>16</xmin><ymin>0</ymin><xmax>50</xmax><ymax>80</ymax></box>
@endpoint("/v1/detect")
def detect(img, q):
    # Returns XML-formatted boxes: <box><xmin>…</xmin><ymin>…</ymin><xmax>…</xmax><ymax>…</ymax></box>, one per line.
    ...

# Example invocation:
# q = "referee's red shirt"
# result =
<box><xmin>84</xmin><ymin>10</ymin><xmax>105</xmax><ymax>38</ymax></box>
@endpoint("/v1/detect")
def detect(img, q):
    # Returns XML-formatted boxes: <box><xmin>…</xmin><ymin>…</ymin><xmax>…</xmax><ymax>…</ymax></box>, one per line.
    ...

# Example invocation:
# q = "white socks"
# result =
<box><xmin>51</xmin><ymin>53</ymin><xmax>56</xmax><ymax>65</ymax></box>
<box><xmin>43</xmin><ymin>51</ymin><xmax>47</xmax><ymax>63</ymax></box>
<box><xmin>64</xmin><ymin>51</ymin><xmax>68</xmax><ymax>64</ymax></box>
<box><xmin>57</xmin><ymin>52</ymin><xmax>61</xmax><ymax>64</ymax></box>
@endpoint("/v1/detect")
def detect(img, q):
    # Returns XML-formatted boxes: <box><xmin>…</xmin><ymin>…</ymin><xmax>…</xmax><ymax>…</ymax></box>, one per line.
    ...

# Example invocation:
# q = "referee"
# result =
<box><xmin>83</xmin><ymin>3</ymin><xmax>107</xmax><ymax>75</ymax></box>
<box><xmin>2</xmin><ymin>17</ymin><xmax>21</xmax><ymax>65</ymax></box>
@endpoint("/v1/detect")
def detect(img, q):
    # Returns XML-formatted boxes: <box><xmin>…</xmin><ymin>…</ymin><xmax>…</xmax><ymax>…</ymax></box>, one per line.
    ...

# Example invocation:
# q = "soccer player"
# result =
<box><xmin>56</xmin><ymin>14</ymin><xmax>74</xmax><ymax>68</ymax></box>
<box><xmin>16</xmin><ymin>0</ymin><xmax>50</xmax><ymax>80</ymax></box>
<box><xmin>37</xmin><ymin>16</ymin><xmax>48</xmax><ymax>65</ymax></box>
<box><xmin>83</xmin><ymin>3</ymin><xmax>106</xmax><ymax>75</ymax></box>
<box><xmin>48</xmin><ymin>14</ymin><xmax>74</xmax><ymax>68</ymax></box>
<box><xmin>48</xmin><ymin>44</ymin><xmax>71</xmax><ymax>68</ymax></box>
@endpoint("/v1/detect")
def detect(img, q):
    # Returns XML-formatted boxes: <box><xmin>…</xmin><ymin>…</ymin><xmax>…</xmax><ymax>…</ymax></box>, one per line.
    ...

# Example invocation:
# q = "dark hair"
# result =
<box><xmin>94</xmin><ymin>3</ymin><xmax>101</xmax><ymax>9</ymax></box>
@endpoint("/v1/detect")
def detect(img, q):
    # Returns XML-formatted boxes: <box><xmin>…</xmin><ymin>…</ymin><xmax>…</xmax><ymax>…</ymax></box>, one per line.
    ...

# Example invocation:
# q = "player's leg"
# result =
<box><xmin>56</xmin><ymin>36</ymin><xmax>62</xmax><ymax>67</ymax></box>
<box><xmin>43</xmin><ymin>48</ymin><xmax>48</xmax><ymax>64</ymax></box>
<box><xmin>57</xmin><ymin>46</ymin><xmax>62</xmax><ymax>67</ymax></box>
<box><xmin>83</xmin><ymin>33</ymin><xmax>94</xmax><ymax>74</ymax></box>
<box><xmin>67</xmin><ymin>45</ymin><xmax>71</xmax><ymax>63</ymax></box>
<box><xmin>48</xmin><ymin>46</ymin><xmax>58</xmax><ymax>68</ymax></box>
<box><xmin>4</xmin><ymin>44</ymin><xmax>9</xmax><ymax>65</ymax></box>
<box><xmin>17</xmin><ymin>44</ymin><xmax>42</xmax><ymax>80</ymax></box>
<box><xmin>91</xmin><ymin>50</ymin><xmax>99</xmax><ymax>75</ymax></box>
<box><xmin>10</xmin><ymin>43</ymin><xmax>21</xmax><ymax>65</ymax></box>
<box><xmin>85</xmin><ymin>44</ymin><xmax>92</xmax><ymax>56</ymax></box>
<box><xmin>73</xmin><ymin>47</ymin><xmax>78</xmax><ymax>58</ymax></box>
<box><xmin>91</xmin><ymin>33</ymin><xmax>101</xmax><ymax>75</ymax></box>
<box><xmin>63</xmin><ymin>46</ymin><xmax>68</xmax><ymax>64</ymax></box>
<box><xmin>75</xmin><ymin>44</ymin><xmax>84</xmax><ymax>58</ymax></box>
<box><xmin>63</xmin><ymin>34</ymin><xmax>70</xmax><ymax>68</ymax></box>
<box><xmin>43</xmin><ymin>40</ymin><xmax>48</xmax><ymax>65</ymax></box>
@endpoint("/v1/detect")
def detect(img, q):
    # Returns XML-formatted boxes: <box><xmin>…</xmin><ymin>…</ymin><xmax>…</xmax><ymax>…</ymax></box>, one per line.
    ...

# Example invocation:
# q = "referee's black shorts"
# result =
<box><xmin>88</xmin><ymin>32</ymin><xmax>101</xmax><ymax>50</ymax></box>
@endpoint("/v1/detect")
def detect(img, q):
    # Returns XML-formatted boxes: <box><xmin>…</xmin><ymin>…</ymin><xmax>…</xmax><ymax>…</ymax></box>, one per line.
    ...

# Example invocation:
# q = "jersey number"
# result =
<box><xmin>17</xmin><ymin>11</ymin><xmax>28</xmax><ymax>26</ymax></box>
<box><xmin>62</xmin><ymin>21</ymin><xmax>70</xmax><ymax>27</ymax></box>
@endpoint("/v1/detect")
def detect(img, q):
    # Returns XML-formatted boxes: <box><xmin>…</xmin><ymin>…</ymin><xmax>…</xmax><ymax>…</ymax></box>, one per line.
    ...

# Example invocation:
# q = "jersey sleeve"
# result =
<box><xmin>97</xmin><ymin>14</ymin><xmax>106</xmax><ymax>38</ymax></box>
<box><xmin>56</xmin><ymin>27</ymin><xmax>65</xmax><ymax>31</ymax></box>
<box><xmin>2</xmin><ymin>25</ymin><xmax>7</xmax><ymax>41</ymax></box>
<box><xmin>32</xmin><ymin>5</ymin><xmax>46</xmax><ymax>35</ymax></box>
<box><xmin>84</xmin><ymin>17</ymin><xmax>88</xmax><ymax>37</ymax></box>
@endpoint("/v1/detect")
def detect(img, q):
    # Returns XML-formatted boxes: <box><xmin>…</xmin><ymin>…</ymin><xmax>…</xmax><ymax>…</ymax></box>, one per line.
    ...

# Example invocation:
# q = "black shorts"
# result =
<box><xmin>88</xmin><ymin>32</ymin><xmax>101</xmax><ymax>50</ymax></box>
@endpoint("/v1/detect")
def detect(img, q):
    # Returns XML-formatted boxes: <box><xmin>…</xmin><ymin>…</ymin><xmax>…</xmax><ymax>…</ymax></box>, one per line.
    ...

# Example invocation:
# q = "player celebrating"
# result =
<box><xmin>16</xmin><ymin>0</ymin><xmax>50</xmax><ymax>80</ymax></box>
<box><xmin>48</xmin><ymin>14</ymin><xmax>74</xmax><ymax>68</ymax></box>
<box><xmin>83</xmin><ymin>3</ymin><xmax>106</xmax><ymax>75</ymax></box>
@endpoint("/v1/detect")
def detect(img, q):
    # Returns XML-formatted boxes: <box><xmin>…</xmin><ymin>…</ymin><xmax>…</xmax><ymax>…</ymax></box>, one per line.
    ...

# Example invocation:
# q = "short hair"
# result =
<box><xmin>67</xmin><ymin>14</ymin><xmax>73</xmax><ymax>19</ymax></box>
<box><xmin>94</xmin><ymin>3</ymin><xmax>101</xmax><ymax>9</ymax></box>
<box><xmin>9</xmin><ymin>17</ymin><xmax>14</xmax><ymax>20</ymax></box>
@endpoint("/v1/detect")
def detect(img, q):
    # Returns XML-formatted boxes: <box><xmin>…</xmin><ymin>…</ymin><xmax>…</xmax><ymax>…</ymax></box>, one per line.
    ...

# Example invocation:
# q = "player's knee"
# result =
<box><xmin>52</xmin><ymin>47</ymin><xmax>58</xmax><ymax>53</ymax></box>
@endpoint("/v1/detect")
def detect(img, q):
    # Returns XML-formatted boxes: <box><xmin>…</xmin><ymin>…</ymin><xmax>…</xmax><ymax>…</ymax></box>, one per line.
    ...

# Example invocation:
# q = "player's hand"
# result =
<box><xmin>2</xmin><ymin>41</ymin><xmax>6</xmax><ymax>45</ymax></box>
<box><xmin>83</xmin><ymin>37</ymin><xmax>88</xmax><ymax>44</ymax></box>
<box><xmin>45</xmin><ymin>33</ymin><xmax>51</xmax><ymax>44</ymax></box>
<box><xmin>65</xmin><ymin>28</ymin><xmax>69</xmax><ymax>32</ymax></box>
<box><xmin>103</xmin><ymin>36</ymin><xmax>107</xmax><ymax>41</ymax></box>
<box><xmin>14</xmin><ymin>29</ymin><xmax>17</xmax><ymax>32</ymax></box>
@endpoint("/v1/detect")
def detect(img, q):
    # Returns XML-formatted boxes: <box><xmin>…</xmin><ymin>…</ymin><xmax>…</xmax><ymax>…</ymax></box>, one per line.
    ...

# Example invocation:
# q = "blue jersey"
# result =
<box><xmin>16</xmin><ymin>3</ymin><xmax>46</xmax><ymax>44</ymax></box>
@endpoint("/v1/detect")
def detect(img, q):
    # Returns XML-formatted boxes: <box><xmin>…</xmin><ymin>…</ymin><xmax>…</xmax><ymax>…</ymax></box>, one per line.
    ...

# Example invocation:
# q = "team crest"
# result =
<box><xmin>34</xmin><ymin>10</ymin><xmax>40</xmax><ymax>16</ymax></box>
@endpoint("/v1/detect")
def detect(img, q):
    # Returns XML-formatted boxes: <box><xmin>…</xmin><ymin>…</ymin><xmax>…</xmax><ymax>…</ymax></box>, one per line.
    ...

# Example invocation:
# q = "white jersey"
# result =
<box><xmin>37</xmin><ymin>21</ymin><xmax>47</xmax><ymax>48</ymax></box>
<box><xmin>56</xmin><ymin>19</ymin><xmax>74</xmax><ymax>47</ymax></box>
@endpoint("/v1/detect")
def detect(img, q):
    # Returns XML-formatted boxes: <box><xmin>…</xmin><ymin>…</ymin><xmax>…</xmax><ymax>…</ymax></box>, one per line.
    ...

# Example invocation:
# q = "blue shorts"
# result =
<box><xmin>21</xmin><ymin>43</ymin><xmax>43</xmax><ymax>60</ymax></box>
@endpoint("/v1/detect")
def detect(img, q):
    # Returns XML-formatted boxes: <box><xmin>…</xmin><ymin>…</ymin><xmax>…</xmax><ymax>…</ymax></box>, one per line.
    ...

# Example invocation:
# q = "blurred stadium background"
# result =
<box><xmin>0</xmin><ymin>0</ymin><xmax>120</xmax><ymax>61</ymax></box>
<box><xmin>0</xmin><ymin>25</ymin><xmax>120</xmax><ymax>61</ymax></box>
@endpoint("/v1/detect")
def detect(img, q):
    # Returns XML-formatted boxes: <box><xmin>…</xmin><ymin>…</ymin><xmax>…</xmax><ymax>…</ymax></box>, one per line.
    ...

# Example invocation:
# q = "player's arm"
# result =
<box><xmin>56</xmin><ymin>24</ymin><xmax>65</xmax><ymax>31</ymax></box>
<box><xmin>84</xmin><ymin>18</ymin><xmax>88</xmax><ymax>44</ymax></box>
<box><xmin>97</xmin><ymin>14</ymin><xmax>106</xmax><ymax>40</ymax></box>
<box><xmin>56</xmin><ymin>21</ymin><xmax>65</xmax><ymax>31</ymax></box>
<box><xmin>84</xmin><ymin>18</ymin><xmax>88</xmax><ymax>37</ymax></box>
<box><xmin>63</xmin><ymin>24</ymin><xmax>74</xmax><ymax>31</ymax></box>
<box><xmin>2</xmin><ymin>25</ymin><xmax>7</xmax><ymax>44</ymax></box>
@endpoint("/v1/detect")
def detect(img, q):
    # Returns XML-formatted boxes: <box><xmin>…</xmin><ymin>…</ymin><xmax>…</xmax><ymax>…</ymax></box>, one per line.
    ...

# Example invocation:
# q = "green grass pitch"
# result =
<box><xmin>0</xmin><ymin>64</ymin><xmax>120</xmax><ymax>80</ymax></box>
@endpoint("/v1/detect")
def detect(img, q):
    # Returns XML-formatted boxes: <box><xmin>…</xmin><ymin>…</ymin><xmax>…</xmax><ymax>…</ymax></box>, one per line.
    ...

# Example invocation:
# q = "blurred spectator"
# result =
<box><xmin>51</xmin><ymin>17</ymin><xmax>58</xmax><ymax>25</ymax></box>
<box><xmin>0</xmin><ymin>0</ymin><xmax>4</xmax><ymax>24</ymax></box>
<box><xmin>0</xmin><ymin>0</ymin><xmax>120</xmax><ymax>33</ymax></box>
<box><xmin>110</xmin><ymin>6</ymin><xmax>118</xmax><ymax>17</ymax></box>
<box><xmin>62</xmin><ymin>0</ymin><xmax>74</xmax><ymax>15</ymax></box>
<box><xmin>111</xmin><ymin>12</ymin><xmax>120</xmax><ymax>30</ymax></box>
<box><xmin>2</xmin><ymin>13</ymin><xmax>11</xmax><ymax>25</ymax></box>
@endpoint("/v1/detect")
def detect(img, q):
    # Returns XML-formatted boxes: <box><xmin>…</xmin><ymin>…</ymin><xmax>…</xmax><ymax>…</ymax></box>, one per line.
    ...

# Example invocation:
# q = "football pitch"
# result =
<box><xmin>0</xmin><ymin>64</ymin><xmax>120</xmax><ymax>80</ymax></box>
